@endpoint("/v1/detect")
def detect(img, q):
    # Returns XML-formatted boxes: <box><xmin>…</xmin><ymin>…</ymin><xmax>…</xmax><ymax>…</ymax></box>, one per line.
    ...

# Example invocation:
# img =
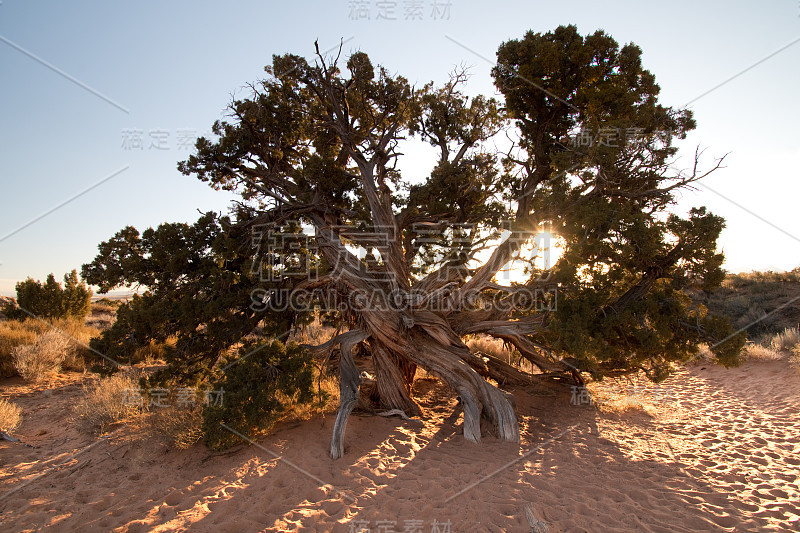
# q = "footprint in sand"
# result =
<box><xmin>163</xmin><ymin>492</ymin><xmax>183</xmax><ymax>506</ymax></box>
<box><xmin>769</xmin><ymin>488</ymin><xmax>790</xmax><ymax>499</ymax></box>
<box><xmin>320</xmin><ymin>499</ymin><xmax>344</xmax><ymax>517</ymax></box>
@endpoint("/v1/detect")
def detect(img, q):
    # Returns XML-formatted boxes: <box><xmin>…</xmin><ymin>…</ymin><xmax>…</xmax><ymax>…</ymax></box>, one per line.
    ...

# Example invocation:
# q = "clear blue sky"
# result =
<box><xmin>1</xmin><ymin>0</ymin><xmax>799</xmax><ymax>295</ymax></box>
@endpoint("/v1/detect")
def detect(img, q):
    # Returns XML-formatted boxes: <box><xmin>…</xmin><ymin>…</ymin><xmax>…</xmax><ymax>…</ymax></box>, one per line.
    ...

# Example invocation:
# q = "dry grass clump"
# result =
<box><xmin>769</xmin><ymin>327</ymin><xmax>800</xmax><ymax>352</ymax></box>
<box><xmin>288</xmin><ymin>367</ymin><xmax>340</xmax><ymax>420</ymax></box>
<box><xmin>130</xmin><ymin>385</ymin><xmax>205</xmax><ymax>449</ymax></box>
<box><xmin>51</xmin><ymin>318</ymin><xmax>100</xmax><ymax>372</ymax></box>
<box><xmin>745</xmin><ymin>343</ymin><xmax>783</xmax><ymax>361</ymax></box>
<box><xmin>592</xmin><ymin>391</ymin><xmax>648</xmax><ymax>413</ymax></box>
<box><xmin>134</xmin><ymin>402</ymin><xmax>204</xmax><ymax>450</ymax></box>
<box><xmin>86</xmin><ymin>298</ymin><xmax>120</xmax><ymax>330</ymax></box>
<box><xmin>791</xmin><ymin>345</ymin><xmax>800</xmax><ymax>372</ymax></box>
<box><xmin>693</xmin><ymin>344</ymin><xmax>714</xmax><ymax>362</ymax></box>
<box><xmin>583</xmin><ymin>383</ymin><xmax>647</xmax><ymax>413</ymax></box>
<box><xmin>0</xmin><ymin>318</ymin><xmax>100</xmax><ymax>377</ymax></box>
<box><xmin>289</xmin><ymin>321</ymin><xmax>337</xmax><ymax>346</ymax></box>
<box><xmin>466</xmin><ymin>335</ymin><xmax>506</xmax><ymax>358</ymax></box>
<box><xmin>0</xmin><ymin>319</ymin><xmax>48</xmax><ymax>377</ymax></box>
<box><xmin>742</xmin><ymin>327</ymin><xmax>800</xmax><ymax>362</ymax></box>
<box><xmin>466</xmin><ymin>335</ymin><xmax>535</xmax><ymax>374</ymax></box>
<box><xmin>130</xmin><ymin>337</ymin><xmax>177</xmax><ymax>365</ymax></box>
<box><xmin>12</xmin><ymin>330</ymin><xmax>70</xmax><ymax>382</ymax></box>
<box><xmin>76</xmin><ymin>374</ymin><xmax>205</xmax><ymax>449</ymax></box>
<box><xmin>0</xmin><ymin>398</ymin><xmax>22</xmax><ymax>434</ymax></box>
<box><xmin>587</xmin><ymin>376</ymin><xmax>677</xmax><ymax>416</ymax></box>
<box><xmin>74</xmin><ymin>372</ymin><xmax>143</xmax><ymax>434</ymax></box>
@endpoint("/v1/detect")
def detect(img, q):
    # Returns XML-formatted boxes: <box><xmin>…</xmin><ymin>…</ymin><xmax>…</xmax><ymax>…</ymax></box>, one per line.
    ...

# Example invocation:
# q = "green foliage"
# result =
<box><xmin>201</xmin><ymin>340</ymin><xmax>319</xmax><ymax>451</ymax></box>
<box><xmin>487</xmin><ymin>26</ymin><xmax>745</xmax><ymax>376</ymax></box>
<box><xmin>544</xmin><ymin>205</ymin><xmax>744</xmax><ymax>374</ymax></box>
<box><xmin>5</xmin><ymin>270</ymin><xmax>92</xmax><ymax>321</ymax></box>
<box><xmin>82</xmin><ymin>212</ymin><xmax>298</xmax><ymax>384</ymax></box>
<box><xmin>85</xmin><ymin>26</ymin><xmax>746</xmax><ymax>393</ymax></box>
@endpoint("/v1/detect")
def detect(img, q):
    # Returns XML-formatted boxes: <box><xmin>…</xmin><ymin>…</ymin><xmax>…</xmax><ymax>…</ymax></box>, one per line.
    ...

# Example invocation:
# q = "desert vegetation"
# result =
<box><xmin>3</xmin><ymin>0</ymin><xmax>799</xmax><ymax>528</ymax></box>
<box><xmin>11</xmin><ymin>329</ymin><xmax>71</xmax><ymax>382</ymax></box>
<box><xmin>77</xmin><ymin>26</ymin><xmax>748</xmax><ymax>459</ymax></box>
<box><xmin>694</xmin><ymin>269</ymin><xmax>800</xmax><ymax>339</ymax></box>
<box><xmin>7</xmin><ymin>28</ymin><xmax>792</xmax><ymax>462</ymax></box>
<box><xmin>3</xmin><ymin>270</ymin><xmax>91</xmax><ymax>321</ymax></box>
<box><xmin>0</xmin><ymin>317</ymin><xmax>100</xmax><ymax>379</ymax></box>
<box><xmin>0</xmin><ymin>398</ymin><xmax>22</xmax><ymax>435</ymax></box>
<box><xmin>74</xmin><ymin>371</ymin><xmax>144</xmax><ymax>434</ymax></box>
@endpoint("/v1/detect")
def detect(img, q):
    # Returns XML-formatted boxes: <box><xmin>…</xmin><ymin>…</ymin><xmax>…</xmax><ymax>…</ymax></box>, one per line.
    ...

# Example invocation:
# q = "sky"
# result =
<box><xmin>1</xmin><ymin>0</ymin><xmax>799</xmax><ymax>296</ymax></box>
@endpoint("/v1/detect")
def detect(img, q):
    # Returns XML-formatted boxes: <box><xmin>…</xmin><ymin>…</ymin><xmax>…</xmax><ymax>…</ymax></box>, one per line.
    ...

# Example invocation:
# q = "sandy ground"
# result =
<box><xmin>1</xmin><ymin>356</ymin><xmax>799</xmax><ymax>532</ymax></box>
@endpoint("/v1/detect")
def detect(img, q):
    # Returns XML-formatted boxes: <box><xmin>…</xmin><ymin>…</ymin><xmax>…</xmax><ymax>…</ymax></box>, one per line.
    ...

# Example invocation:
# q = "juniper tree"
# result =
<box><xmin>6</xmin><ymin>270</ymin><xmax>92</xmax><ymax>321</ymax></box>
<box><xmin>82</xmin><ymin>212</ymin><xmax>306</xmax><ymax>384</ymax></box>
<box><xmin>85</xmin><ymin>25</ymin><xmax>744</xmax><ymax>457</ymax></box>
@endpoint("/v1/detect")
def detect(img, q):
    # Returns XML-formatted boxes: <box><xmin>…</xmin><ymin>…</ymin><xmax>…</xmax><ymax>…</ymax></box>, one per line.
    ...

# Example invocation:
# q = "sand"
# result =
<box><xmin>1</xmin><ymin>356</ymin><xmax>799</xmax><ymax>532</ymax></box>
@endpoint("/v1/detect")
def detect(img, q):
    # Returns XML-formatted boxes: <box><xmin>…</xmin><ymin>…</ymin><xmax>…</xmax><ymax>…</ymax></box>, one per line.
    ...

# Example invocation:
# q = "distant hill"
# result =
<box><xmin>693</xmin><ymin>270</ymin><xmax>800</xmax><ymax>340</ymax></box>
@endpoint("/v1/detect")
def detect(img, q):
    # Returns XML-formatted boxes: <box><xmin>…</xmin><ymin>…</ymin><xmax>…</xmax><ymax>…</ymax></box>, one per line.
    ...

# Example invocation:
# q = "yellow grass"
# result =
<box><xmin>586</xmin><ymin>377</ymin><xmax>676</xmax><ymax>417</ymax></box>
<box><xmin>0</xmin><ymin>319</ymin><xmax>48</xmax><ymax>377</ymax></box>
<box><xmin>74</xmin><ymin>373</ymin><xmax>144</xmax><ymax>434</ymax></box>
<box><xmin>769</xmin><ymin>327</ymin><xmax>800</xmax><ymax>353</ymax></box>
<box><xmin>466</xmin><ymin>334</ymin><xmax>535</xmax><ymax>373</ymax></box>
<box><xmin>12</xmin><ymin>330</ymin><xmax>71</xmax><ymax>382</ymax></box>
<box><xmin>791</xmin><ymin>345</ymin><xmax>800</xmax><ymax>374</ymax></box>
<box><xmin>133</xmin><ymin>402</ymin><xmax>204</xmax><ymax>450</ymax></box>
<box><xmin>0</xmin><ymin>398</ymin><xmax>22</xmax><ymax>433</ymax></box>
<box><xmin>0</xmin><ymin>318</ymin><xmax>100</xmax><ymax>377</ymax></box>
<box><xmin>746</xmin><ymin>343</ymin><xmax>783</xmax><ymax>361</ymax></box>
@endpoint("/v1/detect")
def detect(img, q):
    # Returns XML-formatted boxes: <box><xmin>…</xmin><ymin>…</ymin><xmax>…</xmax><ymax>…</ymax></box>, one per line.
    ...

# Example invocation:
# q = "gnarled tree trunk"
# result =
<box><xmin>361</xmin><ymin>308</ymin><xmax>520</xmax><ymax>444</ymax></box>
<box><xmin>329</xmin><ymin>330</ymin><xmax>369</xmax><ymax>459</ymax></box>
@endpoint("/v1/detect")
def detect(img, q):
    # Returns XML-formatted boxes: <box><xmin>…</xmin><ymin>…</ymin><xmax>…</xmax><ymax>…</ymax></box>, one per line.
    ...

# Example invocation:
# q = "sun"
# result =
<box><xmin>491</xmin><ymin>230</ymin><xmax>566</xmax><ymax>284</ymax></box>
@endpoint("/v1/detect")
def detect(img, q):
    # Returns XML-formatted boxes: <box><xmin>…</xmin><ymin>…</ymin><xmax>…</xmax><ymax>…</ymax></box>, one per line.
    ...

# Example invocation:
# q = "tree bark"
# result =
<box><xmin>362</xmin><ymin>309</ymin><xmax>520</xmax><ymax>444</ymax></box>
<box><xmin>370</xmin><ymin>341</ymin><xmax>421</xmax><ymax>416</ymax></box>
<box><xmin>329</xmin><ymin>330</ymin><xmax>369</xmax><ymax>459</ymax></box>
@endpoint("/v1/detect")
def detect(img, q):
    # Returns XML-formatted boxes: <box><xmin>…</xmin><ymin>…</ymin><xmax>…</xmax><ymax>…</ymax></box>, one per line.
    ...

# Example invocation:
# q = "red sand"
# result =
<box><xmin>2</xmin><ymin>357</ymin><xmax>799</xmax><ymax>532</ymax></box>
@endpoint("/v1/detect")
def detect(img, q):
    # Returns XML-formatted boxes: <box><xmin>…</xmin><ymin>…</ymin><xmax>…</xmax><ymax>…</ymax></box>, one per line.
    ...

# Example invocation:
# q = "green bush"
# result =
<box><xmin>202</xmin><ymin>340</ymin><xmax>320</xmax><ymax>451</ymax></box>
<box><xmin>5</xmin><ymin>270</ymin><xmax>92</xmax><ymax>321</ymax></box>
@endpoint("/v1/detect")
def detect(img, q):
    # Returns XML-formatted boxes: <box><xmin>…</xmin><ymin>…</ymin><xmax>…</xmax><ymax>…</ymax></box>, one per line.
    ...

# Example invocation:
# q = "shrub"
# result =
<box><xmin>745</xmin><ymin>343</ymin><xmax>782</xmax><ymax>361</ymax></box>
<box><xmin>769</xmin><ymin>327</ymin><xmax>800</xmax><ymax>352</ymax></box>
<box><xmin>74</xmin><ymin>373</ymin><xmax>143</xmax><ymax>433</ymax></box>
<box><xmin>792</xmin><ymin>345</ymin><xmax>800</xmax><ymax>372</ymax></box>
<box><xmin>4</xmin><ymin>270</ymin><xmax>92</xmax><ymax>321</ymax></box>
<box><xmin>0</xmin><ymin>319</ymin><xmax>99</xmax><ymax>377</ymax></box>
<box><xmin>12</xmin><ymin>330</ymin><xmax>70</xmax><ymax>382</ymax></box>
<box><xmin>0</xmin><ymin>320</ymin><xmax>47</xmax><ymax>377</ymax></box>
<box><xmin>86</xmin><ymin>299</ymin><xmax>120</xmax><ymax>330</ymax></box>
<box><xmin>202</xmin><ymin>340</ymin><xmax>321</xmax><ymax>451</ymax></box>
<box><xmin>0</xmin><ymin>398</ymin><xmax>22</xmax><ymax>434</ymax></box>
<box><xmin>136</xmin><ymin>402</ymin><xmax>204</xmax><ymax>450</ymax></box>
